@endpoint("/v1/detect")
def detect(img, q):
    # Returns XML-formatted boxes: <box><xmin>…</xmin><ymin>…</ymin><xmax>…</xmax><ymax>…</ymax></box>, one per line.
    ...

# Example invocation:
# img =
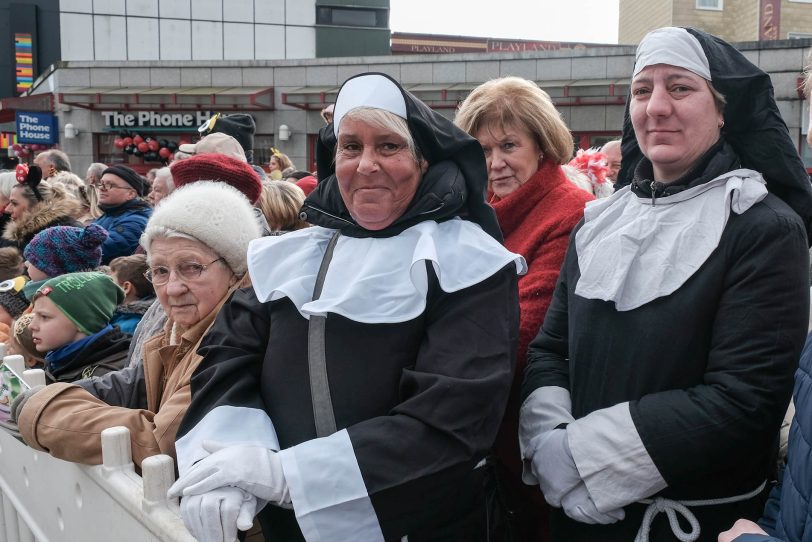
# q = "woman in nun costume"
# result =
<box><xmin>519</xmin><ymin>27</ymin><xmax>812</xmax><ymax>542</ymax></box>
<box><xmin>167</xmin><ymin>73</ymin><xmax>525</xmax><ymax>542</ymax></box>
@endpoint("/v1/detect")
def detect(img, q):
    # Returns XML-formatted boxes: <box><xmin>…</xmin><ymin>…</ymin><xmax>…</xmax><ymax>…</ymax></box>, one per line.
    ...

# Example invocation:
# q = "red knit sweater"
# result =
<box><xmin>491</xmin><ymin>160</ymin><xmax>593</xmax><ymax>534</ymax></box>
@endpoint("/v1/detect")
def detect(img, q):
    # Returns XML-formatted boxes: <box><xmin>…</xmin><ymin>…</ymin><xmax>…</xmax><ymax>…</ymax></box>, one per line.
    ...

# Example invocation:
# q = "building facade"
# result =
<box><xmin>619</xmin><ymin>0</ymin><xmax>812</xmax><ymax>44</ymax></box>
<box><xmin>7</xmin><ymin>37</ymin><xmax>809</xmax><ymax>178</ymax></box>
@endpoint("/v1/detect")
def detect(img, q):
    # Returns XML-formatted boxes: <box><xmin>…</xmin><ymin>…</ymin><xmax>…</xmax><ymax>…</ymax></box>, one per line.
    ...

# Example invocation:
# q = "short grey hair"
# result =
<box><xmin>86</xmin><ymin>163</ymin><xmax>107</xmax><ymax>182</ymax></box>
<box><xmin>338</xmin><ymin>107</ymin><xmax>422</xmax><ymax>163</ymax></box>
<box><xmin>39</xmin><ymin>149</ymin><xmax>72</xmax><ymax>173</ymax></box>
<box><xmin>154</xmin><ymin>167</ymin><xmax>175</xmax><ymax>191</ymax></box>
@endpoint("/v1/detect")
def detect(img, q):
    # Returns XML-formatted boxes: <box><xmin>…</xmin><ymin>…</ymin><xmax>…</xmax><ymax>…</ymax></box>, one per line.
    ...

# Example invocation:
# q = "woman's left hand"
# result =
<box><xmin>168</xmin><ymin>440</ymin><xmax>291</xmax><ymax>508</ymax></box>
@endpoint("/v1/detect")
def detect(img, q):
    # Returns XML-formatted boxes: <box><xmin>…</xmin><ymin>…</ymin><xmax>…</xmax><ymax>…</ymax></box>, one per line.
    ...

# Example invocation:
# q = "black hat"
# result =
<box><xmin>308</xmin><ymin>72</ymin><xmax>503</xmax><ymax>242</ymax></box>
<box><xmin>201</xmin><ymin>113</ymin><xmax>256</xmax><ymax>157</ymax></box>
<box><xmin>617</xmin><ymin>27</ymin><xmax>812</xmax><ymax>241</ymax></box>
<box><xmin>102</xmin><ymin>165</ymin><xmax>146</xmax><ymax>196</ymax></box>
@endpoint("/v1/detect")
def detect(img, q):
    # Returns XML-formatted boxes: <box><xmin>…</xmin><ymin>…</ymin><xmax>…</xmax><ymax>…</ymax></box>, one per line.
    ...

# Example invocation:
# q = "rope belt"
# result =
<box><xmin>633</xmin><ymin>480</ymin><xmax>766</xmax><ymax>542</ymax></box>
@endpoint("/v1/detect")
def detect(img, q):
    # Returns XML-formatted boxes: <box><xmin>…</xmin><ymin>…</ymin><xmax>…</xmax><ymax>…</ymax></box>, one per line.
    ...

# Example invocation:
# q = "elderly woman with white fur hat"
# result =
<box><xmin>12</xmin><ymin>181</ymin><xmax>261</xmax><ymax>468</ymax></box>
<box><xmin>519</xmin><ymin>27</ymin><xmax>812</xmax><ymax>542</ymax></box>
<box><xmin>168</xmin><ymin>72</ymin><xmax>524</xmax><ymax>542</ymax></box>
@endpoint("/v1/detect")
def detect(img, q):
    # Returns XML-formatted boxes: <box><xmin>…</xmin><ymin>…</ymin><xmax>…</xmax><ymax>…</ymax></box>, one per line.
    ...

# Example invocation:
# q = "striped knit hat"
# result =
<box><xmin>24</xmin><ymin>223</ymin><xmax>108</xmax><ymax>279</ymax></box>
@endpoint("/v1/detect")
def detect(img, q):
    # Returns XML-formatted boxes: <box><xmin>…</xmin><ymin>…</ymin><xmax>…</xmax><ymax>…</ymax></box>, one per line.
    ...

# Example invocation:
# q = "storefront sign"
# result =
<box><xmin>102</xmin><ymin>111</ymin><xmax>212</xmax><ymax>130</ymax></box>
<box><xmin>760</xmin><ymin>0</ymin><xmax>781</xmax><ymax>40</ymax></box>
<box><xmin>15</xmin><ymin>111</ymin><xmax>57</xmax><ymax>144</ymax></box>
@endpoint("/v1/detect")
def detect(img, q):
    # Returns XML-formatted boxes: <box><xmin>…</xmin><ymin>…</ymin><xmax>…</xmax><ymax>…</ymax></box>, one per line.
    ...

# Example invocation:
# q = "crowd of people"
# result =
<box><xmin>0</xmin><ymin>26</ymin><xmax>811</xmax><ymax>542</ymax></box>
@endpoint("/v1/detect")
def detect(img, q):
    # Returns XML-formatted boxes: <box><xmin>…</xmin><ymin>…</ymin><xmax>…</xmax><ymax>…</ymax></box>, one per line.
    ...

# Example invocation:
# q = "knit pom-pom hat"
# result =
<box><xmin>140</xmin><ymin>182</ymin><xmax>261</xmax><ymax>276</ymax></box>
<box><xmin>23</xmin><ymin>223</ymin><xmax>109</xmax><ymax>278</ymax></box>
<box><xmin>170</xmin><ymin>153</ymin><xmax>262</xmax><ymax>204</ymax></box>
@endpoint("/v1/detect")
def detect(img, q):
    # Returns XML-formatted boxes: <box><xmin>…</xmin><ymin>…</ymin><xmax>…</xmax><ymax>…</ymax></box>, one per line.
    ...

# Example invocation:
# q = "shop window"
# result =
<box><xmin>316</xmin><ymin>6</ymin><xmax>388</xmax><ymax>28</ymax></box>
<box><xmin>96</xmin><ymin>132</ymin><xmax>196</xmax><ymax>174</ymax></box>
<box><xmin>696</xmin><ymin>0</ymin><xmax>723</xmax><ymax>10</ymax></box>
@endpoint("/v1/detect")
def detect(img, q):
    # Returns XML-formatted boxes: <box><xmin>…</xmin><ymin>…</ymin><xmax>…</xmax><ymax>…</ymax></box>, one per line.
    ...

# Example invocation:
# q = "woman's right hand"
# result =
<box><xmin>180</xmin><ymin>487</ymin><xmax>257</xmax><ymax>542</ymax></box>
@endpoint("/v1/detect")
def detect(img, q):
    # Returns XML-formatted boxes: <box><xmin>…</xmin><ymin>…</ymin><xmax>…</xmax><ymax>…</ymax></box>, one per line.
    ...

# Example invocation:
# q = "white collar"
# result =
<box><xmin>247</xmin><ymin>220</ymin><xmax>526</xmax><ymax>323</ymax></box>
<box><xmin>574</xmin><ymin>169</ymin><xmax>767</xmax><ymax>311</ymax></box>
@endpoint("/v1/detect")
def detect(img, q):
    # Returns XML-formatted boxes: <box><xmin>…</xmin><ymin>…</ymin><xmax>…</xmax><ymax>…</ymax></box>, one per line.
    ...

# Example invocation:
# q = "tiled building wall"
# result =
<box><xmin>58</xmin><ymin>0</ymin><xmax>316</xmax><ymax>61</ymax></box>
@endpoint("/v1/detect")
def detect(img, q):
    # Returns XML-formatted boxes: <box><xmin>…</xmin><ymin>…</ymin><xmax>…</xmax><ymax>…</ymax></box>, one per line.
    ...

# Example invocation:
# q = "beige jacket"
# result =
<box><xmin>18</xmin><ymin>296</ymin><xmax>226</xmax><ymax>468</ymax></box>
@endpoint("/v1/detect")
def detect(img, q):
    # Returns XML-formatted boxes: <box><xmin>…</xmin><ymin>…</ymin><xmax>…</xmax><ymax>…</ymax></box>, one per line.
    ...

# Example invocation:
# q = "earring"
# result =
<box><xmin>718</xmin><ymin>120</ymin><xmax>725</xmax><ymax>129</ymax></box>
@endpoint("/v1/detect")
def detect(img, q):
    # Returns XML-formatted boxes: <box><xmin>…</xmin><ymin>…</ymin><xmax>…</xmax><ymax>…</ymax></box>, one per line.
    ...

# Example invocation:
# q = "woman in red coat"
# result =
<box><xmin>456</xmin><ymin>76</ymin><xmax>595</xmax><ymax>540</ymax></box>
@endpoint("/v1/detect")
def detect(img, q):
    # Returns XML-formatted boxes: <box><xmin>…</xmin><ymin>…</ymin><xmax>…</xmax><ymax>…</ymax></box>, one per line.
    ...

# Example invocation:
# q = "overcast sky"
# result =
<box><xmin>389</xmin><ymin>0</ymin><xmax>620</xmax><ymax>44</ymax></box>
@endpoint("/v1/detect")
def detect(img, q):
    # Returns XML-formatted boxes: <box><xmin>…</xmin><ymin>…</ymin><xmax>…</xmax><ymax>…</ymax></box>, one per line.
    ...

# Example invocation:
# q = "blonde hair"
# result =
<box><xmin>270</xmin><ymin>151</ymin><xmax>294</xmax><ymax>171</ymax></box>
<box><xmin>455</xmin><ymin>76</ymin><xmax>574</xmax><ymax>165</ymax></box>
<box><xmin>49</xmin><ymin>171</ymin><xmax>101</xmax><ymax>220</ymax></box>
<box><xmin>804</xmin><ymin>53</ymin><xmax>812</xmax><ymax>99</ymax></box>
<box><xmin>257</xmin><ymin>181</ymin><xmax>309</xmax><ymax>232</ymax></box>
<box><xmin>12</xmin><ymin>179</ymin><xmax>72</xmax><ymax>212</ymax></box>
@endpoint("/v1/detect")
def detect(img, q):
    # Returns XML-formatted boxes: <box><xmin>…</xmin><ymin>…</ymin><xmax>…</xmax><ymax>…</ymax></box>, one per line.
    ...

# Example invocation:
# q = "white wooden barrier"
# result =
<box><xmin>0</xmin><ymin>354</ymin><xmax>196</xmax><ymax>542</ymax></box>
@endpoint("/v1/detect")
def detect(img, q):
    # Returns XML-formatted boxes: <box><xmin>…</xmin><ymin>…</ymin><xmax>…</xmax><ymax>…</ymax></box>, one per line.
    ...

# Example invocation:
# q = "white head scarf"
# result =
<box><xmin>633</xmin><ymin>27</ymin><xmax>711</xmax><ymax>80</ymax></box>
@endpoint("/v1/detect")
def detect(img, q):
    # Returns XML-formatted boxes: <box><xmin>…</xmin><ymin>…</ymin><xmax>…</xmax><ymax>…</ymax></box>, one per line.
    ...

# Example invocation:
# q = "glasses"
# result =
<box><xmin>144</xmin><ymin>258</ymin><xmax>224</xmax><ymax>286</ymax></box>
<box><xmin>96</xmin><ymin>181</ymin><xmax>134</xmax><ymax>192</ymax></box>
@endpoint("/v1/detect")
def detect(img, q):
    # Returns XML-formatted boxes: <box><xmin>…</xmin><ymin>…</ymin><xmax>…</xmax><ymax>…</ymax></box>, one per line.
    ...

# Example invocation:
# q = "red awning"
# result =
<box><xmin>0</xmin><ymin>93</ymin><xmax>54</xmax><ymax>122</ymax></box>
<box><xmin>57</xmin><ymin>86</ymin><xmax>274</xmax><ymax>111</ymax></box>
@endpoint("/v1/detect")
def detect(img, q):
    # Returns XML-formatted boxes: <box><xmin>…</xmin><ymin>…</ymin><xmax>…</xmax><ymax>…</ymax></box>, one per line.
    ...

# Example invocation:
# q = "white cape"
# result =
<box><xmin>247</xmin><ymin>219</ymin><xmax>527</xmax><ymax>324</ymax></box>
<box><xmin>574</xmin><ymin>169</ymin><xmax>767</xmax><ymax>311</ymax></box>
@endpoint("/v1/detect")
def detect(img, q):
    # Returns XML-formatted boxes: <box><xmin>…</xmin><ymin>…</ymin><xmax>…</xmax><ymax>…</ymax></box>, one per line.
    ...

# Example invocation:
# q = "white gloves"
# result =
<box><xmin>169</xmin><ymin>440</ymin><xmax>290</xmax><ymax>506</ymax></box>
<box><xmin>530</xmin><ymin>429</ymin><xmax>624</xmax><ymax>525</ymax></box>
<box><xmin>168</xmin><ymin>441</ymin><xmax>291</xmax><ymax>542</ymax></box>
<box><xmin>561</xmin><ymin>483</ymin><xmax>625</xmax><ymax>524</ymax></box>
<box><xmin>179</xmin><ymin>487</ymin><xmax>258</xmax><ymax>542</ymax></box>
<box><xmin>529</xmin><ymin>429</ymin><xmax>581</xmax><ymax>507</ymax></box>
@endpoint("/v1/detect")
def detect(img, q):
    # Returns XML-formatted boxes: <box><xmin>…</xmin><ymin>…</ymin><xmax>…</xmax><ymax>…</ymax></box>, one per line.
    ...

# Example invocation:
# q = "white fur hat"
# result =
<box><xmin>140</xmin><ymin>182</ymin><xmax>261</xmax><ymax>275</ymax></box>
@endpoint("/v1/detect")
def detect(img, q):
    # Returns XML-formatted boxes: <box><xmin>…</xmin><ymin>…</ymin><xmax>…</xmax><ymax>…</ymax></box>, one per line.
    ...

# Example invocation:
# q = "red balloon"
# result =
<box><xmin>11</xmin><ymin>144</ymin><xmax>21</xmax><ymax>151</ymax></box>
<box><xmin>122</xmin><ymin>137</ymin><xmax>133</xmax><ymax>146</ymax></box>
<box><xmin>158</xmin><ymin>147</ymin><xmax>171</xmax><ymax>158</ymax></box>
<box><xmin>148</xmin><ymin>140</ymin><xmax>160</xmax><ymax>152</ymax></box>
<box><xmin>114</xmin><ymin>138</ymin><xmax>126</xmax><ymax>149</ymax></box>
<box><xmin>133</xmin><ymin>135</ymin><xmax>144</xmax><ymax>145</ymax></box>
<box><xmin>137</xmin><ymin>142</ymin><xmax>149</xmax><ymax>153</ymax></box>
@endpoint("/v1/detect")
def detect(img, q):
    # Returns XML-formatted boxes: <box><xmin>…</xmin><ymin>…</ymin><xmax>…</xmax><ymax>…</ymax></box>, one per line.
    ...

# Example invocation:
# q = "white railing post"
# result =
<box><xmin>141</xmin><ymin>455</ymin><xmax>178</xmax><ymax>511</ymax></box>
<box><xmin>101</xmin><ymin>426</ymin><xmax>135</xmax><ymax>475</ymax></box>
<box><xmin>21</xmin><ymin>369</ymin><xmax>45</xmax><ymax>388</ymax></box>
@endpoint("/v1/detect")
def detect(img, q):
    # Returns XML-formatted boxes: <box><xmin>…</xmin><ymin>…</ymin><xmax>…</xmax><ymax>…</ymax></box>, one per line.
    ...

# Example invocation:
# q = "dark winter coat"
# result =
<box><xmin>45</xmin><ymin>326</ymin><xmax>130</xmax><ymax>383</ymax></box>
<box><xmin>93</xmin><ymin>199</ymin><xmax>152</xmax><ymax>264</ymax></box>
<box><xmin>737</xmin><ymin>333</ymin><xmax>812</xmax><ymax>542</ymax></box>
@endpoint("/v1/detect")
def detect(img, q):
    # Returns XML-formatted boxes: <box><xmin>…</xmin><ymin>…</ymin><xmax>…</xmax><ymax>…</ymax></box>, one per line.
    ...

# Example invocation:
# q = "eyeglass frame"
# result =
<box><xmin>143</xmin><ymin>257</ymin><xmax>226</xmax><ymax>286</ymax></box>
<box><xmin>93</xmin><ymin>180</ymin><xmax>135</xmax><ymax>192</ymax></box>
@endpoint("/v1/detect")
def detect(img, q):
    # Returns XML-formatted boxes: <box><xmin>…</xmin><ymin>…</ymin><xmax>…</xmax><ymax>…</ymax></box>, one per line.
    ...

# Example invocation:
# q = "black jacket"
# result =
<box><xmin>523</xmin><ymin>145</ymin><xmax>809</xmax><ymax>541</ymax></box>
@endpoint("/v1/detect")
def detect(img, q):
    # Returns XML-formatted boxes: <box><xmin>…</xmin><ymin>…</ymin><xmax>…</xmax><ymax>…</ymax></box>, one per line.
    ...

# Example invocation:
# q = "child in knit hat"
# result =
<box><xmin>23</xmin><ymin>223</ymin><xmax>108</xmax><ymax>282</ymax></box>
<box><xmin>29</xmin><ymin>272</ymin><xmax>130</xmax><ymax>383</ymax></box>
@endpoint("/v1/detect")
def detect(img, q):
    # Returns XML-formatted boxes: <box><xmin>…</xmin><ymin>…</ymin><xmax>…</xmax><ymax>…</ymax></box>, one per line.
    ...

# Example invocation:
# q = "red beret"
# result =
<box><xmin>170</xmin><ymin>154</ymin><xmax>262</xmax><ymax>204</ymax></box>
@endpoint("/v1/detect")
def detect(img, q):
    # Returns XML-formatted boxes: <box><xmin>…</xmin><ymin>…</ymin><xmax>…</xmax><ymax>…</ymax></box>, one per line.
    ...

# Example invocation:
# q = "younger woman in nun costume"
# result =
<box><xmin>519</xmin><ymin>27</ymin><xmax>812</xmax><ymax>542</ymax></box>
<box><xmin>168</xmin><ymin>73</ymin><xmax>525</xmax><ymax>542</ymax></box>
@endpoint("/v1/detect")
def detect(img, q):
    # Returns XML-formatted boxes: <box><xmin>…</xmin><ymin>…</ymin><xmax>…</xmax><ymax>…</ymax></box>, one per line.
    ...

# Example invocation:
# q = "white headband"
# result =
<box><xmin>633</xmin><ymin>27</ymin><xmax>711</xmax><ymax>81</ymax></box>
<box><xmin>333</xmin><ymin>74</ymin><xmax>408</xmax><ymax>136</ymax></box>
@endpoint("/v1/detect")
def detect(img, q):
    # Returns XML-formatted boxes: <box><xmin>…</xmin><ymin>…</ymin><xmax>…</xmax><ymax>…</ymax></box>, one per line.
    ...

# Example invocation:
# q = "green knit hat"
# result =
<box><xmin>34</xmin><ymin>272</ymin><xmax>124</xmax><ymax>334</ymax></box>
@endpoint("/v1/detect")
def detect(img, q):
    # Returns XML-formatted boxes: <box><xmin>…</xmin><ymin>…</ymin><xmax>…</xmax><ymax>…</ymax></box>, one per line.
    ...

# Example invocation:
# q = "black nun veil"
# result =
<box><xmin>616</xmin><ymin>27</ymin><xmax>812</xmax><ymax>241</ymax></box>
<box><xmin>306</xmin><ymin>72</ymin><xmax>504</xmax><ymax>242</ymax></box>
